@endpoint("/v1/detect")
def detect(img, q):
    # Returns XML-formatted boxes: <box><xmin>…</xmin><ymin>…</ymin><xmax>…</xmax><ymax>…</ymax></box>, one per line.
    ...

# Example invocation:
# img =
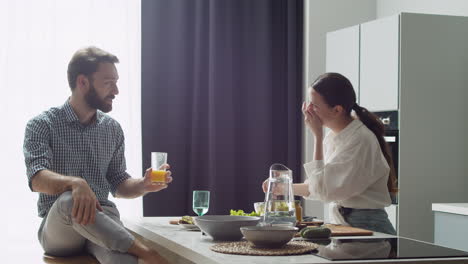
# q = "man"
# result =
<box><xmin>23</xmin><ymin>46</ymin><xmax>170</xmax><ymax>264</ymax></box>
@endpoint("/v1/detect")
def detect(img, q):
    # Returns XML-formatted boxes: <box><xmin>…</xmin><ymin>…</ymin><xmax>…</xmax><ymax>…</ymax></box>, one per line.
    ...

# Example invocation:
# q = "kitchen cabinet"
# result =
<box><xmin>433</xmin><ymin>203</ymin><xmax>468</xmax><ymax>252</ymax></box>
<box><xmin>325</xmin><ymin>13</ymin><xmax>468</xmax><ymax>243</ymax></box>
<box><xmin>325</xmin><ymin>25</ymin><xmax>360</xmax><ymax>102</ymax></box>
<box><xmin>359</xmin><ymin>15</ymin><xmax>399</xmax><ymax>111</ymax></box>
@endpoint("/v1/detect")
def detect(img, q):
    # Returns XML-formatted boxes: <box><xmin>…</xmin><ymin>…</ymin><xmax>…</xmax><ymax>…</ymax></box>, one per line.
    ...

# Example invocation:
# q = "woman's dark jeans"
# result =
<box><xmin>340</xmin><ymin>207</ymin><xmax>397</xmax><ymax>235</ymax></box>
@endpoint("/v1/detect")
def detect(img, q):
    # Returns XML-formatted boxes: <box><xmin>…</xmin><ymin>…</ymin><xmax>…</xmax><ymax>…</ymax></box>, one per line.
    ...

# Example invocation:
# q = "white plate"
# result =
<box><xmin>180</xmin><ymin>223</ymin><xmax>200</xmax><ymax>231</ymax></box>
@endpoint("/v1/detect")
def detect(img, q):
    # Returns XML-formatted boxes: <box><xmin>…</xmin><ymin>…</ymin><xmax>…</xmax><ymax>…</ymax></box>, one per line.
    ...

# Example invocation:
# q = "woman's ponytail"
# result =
<box><xmin>353</xmin><ymin>103</ymin><xmax>398</xmax><ymax>194</ymax></box>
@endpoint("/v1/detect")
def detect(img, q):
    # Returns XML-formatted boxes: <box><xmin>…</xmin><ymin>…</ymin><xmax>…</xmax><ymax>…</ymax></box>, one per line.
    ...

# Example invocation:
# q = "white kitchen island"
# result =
<box><xmin>433</xmin><ymin>203</ymin><xmax>468</xmax><ymax>252</ymax></box>
<box><xmin>122</xmin><ymin>217</ymin><xmax>468</xmax><ymax>264</ymax></box>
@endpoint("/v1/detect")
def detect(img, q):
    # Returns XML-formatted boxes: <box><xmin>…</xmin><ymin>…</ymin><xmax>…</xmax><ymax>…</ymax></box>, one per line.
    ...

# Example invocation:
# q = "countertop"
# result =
<box><xmin>432</xmin><ymin>203</ymin><xmax>468</xmax><ymax>216</ymax></box>
<box><xmin>122</xmin><ymin>217</ymin><xmax>468</xmax><ymax>264</ymax></box>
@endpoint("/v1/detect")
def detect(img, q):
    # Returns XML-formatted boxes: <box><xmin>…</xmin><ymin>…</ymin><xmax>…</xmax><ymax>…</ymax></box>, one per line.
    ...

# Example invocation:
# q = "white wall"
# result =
<box><xmin>303</xmin><ymin>0</ymin><xmax>376</xmax><ymax>219</ymax></box>
<box><xmin>377</xmin><ymin>0</ymin><xmax>468</xmax><ymax>17</ymax></box>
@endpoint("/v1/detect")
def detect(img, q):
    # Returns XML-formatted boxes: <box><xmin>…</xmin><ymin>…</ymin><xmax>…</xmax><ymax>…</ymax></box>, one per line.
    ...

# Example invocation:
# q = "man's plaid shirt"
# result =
<box><xmin>23</xmin><ymin>100</ymin><xmax>131</xmax><ymax>217</ymax></box>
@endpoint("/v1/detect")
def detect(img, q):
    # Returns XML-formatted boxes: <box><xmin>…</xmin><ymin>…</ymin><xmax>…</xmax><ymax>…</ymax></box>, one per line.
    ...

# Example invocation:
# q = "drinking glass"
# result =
<box><xmin>193</xmin><ymin>190</ymin><xmax>210</xmax><ymax>216</ymax></box>
<box><xmin>151</xmin><ymin>152</ymin><xmax>167</xmax><ymax>183</ymax></box>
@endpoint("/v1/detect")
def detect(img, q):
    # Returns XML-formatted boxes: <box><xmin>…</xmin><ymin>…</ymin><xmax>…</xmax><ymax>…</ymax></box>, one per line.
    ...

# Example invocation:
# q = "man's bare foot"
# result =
<box><xmin>140</xmin><ymin>250</ymin><xmax>168</xmax><ymax>264</ymax></box>
<box><xmin>129</xmin><ymin>238</ymin><xmax>169</xmax><ymax>264</ymax></box>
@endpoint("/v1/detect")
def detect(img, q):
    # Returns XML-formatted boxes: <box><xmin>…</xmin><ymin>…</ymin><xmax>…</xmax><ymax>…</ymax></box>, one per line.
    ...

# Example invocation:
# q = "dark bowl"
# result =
<box><xmin>240</xmin><ymin>225</ymin><xmax>298</xmax><ymax>248</ymax></box>
<box><xmin>194</xmin><ymin>215</ymin><xmax>261</xmax><ymax>241</ymax></box>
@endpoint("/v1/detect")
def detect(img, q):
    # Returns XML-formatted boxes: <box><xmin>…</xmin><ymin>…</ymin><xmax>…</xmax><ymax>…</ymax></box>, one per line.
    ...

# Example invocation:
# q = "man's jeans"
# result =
<box><xmin>38</xmin><ymin>191</ymin><xmax>138</xmax><ymax>264</ymax></box>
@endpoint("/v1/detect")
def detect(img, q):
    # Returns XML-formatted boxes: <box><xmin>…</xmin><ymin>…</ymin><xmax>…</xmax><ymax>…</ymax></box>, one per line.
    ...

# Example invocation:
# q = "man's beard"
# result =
<box><xmin>84</xmin><ymin>84</ymin><xmax>113</xmax><ymax>113</ymax></box>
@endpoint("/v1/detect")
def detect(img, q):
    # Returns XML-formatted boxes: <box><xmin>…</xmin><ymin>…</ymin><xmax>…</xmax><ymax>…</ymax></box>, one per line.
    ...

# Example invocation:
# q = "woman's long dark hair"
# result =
<box><xmin>311</xmin><ymin>72</ymin><xmax>398</xmax><ymax>194</ymax></box>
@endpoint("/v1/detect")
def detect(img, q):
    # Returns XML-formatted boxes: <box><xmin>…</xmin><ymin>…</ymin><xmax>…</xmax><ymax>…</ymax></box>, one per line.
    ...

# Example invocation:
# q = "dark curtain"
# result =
<box><xmin>141</xmin><ymin>0</ymin><xmax>303</xmax><ymax>216</ymax></box>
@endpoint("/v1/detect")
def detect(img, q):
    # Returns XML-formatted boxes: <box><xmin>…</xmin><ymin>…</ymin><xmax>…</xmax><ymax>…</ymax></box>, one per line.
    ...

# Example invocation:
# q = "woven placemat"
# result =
<box><xmin>210</xmin><ymin>241</ymin><xmax>318</xmax><ymax>256</ymax></box>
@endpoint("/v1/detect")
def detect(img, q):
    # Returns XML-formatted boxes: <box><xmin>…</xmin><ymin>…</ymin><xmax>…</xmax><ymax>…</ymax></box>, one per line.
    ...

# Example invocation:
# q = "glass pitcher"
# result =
<box><xmin>261</xmin><ymin>163</ymin><xmax>296</xmax><ymax>226</ymax></box>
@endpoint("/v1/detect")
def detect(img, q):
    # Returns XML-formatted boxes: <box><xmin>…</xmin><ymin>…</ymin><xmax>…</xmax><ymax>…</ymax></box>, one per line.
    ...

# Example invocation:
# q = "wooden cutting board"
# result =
<box><xmin>300</xmin><ymin>219</ymin><xmax>324</xmax><ymax>226</ymax></box>
<box><xmin>324</xmin><ymin>224</ymin><xmax>373</xmax><ymax>236</ymax></box>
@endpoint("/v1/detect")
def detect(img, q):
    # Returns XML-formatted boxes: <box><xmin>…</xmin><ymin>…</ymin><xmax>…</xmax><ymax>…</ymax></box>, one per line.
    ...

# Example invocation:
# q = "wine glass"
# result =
<box><xmin>193</xmin><ymin>190</ymin><xmax>210</xmax><ymax>216</ymax></box>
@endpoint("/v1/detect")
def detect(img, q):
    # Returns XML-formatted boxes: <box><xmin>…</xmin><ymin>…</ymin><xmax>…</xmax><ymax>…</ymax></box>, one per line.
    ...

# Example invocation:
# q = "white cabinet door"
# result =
<box><xmin>326</xmin><ymin>25</ymin><xmax>360</xmax><ymax>103</ymax></box>
<box><xmin>360</xmin><ymin>15</ymin><xmax>399</xmax><ymax>111</ymax></box>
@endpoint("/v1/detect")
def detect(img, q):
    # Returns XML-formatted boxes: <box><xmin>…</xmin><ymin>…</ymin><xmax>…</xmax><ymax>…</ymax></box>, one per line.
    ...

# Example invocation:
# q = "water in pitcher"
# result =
<box><xmin>262</xmin><ymin>164</ymin><xmax>296</xmax><ymax>226</ymax></box>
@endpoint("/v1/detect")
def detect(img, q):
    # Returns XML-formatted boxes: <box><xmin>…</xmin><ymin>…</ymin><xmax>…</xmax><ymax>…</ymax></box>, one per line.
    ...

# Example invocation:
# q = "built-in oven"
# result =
<box><xmin>374</xmin><ymin>111</ymin><xmax>398</xmax><ymax>204</ymax></box>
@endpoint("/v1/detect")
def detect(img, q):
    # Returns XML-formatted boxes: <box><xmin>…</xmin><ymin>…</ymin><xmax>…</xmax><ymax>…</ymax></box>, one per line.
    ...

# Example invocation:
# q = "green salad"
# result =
<box><xmin>230</xmin><ymin>209</ymin><xmax>260</xmax><ymax>217</ymax></box>
<box><xmin>179</xmin><ymin>215</ymin><xmax>195</xmax><ymax>224</ymax></box>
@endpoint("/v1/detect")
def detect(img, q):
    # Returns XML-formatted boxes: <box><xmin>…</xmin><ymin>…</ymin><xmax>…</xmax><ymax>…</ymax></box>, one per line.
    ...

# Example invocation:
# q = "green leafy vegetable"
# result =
<box><xmin>179</xmin><ymin>215</ymin><xmax>194</xmax><ymax>224</ymax></box>
<box><xmin>230</xmin><ymin>209</ymin><xmax>260</xmax><ymax>217</ymax></box>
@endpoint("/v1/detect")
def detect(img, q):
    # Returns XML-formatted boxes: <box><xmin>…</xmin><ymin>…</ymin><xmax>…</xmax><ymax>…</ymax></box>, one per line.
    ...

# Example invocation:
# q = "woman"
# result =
<box><xmin>291</xmin><ymin>72</ymin><xmax>397</xmax><ymax>234</ymax></box>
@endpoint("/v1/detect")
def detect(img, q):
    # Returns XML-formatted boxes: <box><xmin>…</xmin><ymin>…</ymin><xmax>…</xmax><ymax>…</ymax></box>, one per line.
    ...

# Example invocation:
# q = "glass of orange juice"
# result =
<box><xmin>151</xmin><ymin>152</ymin><xmax>167</xmax><ymax>183</ymax></box>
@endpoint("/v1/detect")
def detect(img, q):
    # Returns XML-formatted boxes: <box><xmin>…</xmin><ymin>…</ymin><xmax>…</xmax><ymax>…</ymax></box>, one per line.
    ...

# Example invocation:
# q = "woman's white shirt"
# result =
<box><xmin>303</xmin><ymin>119</ymin><xmax>392</xmax><ymax>223</ymax></box>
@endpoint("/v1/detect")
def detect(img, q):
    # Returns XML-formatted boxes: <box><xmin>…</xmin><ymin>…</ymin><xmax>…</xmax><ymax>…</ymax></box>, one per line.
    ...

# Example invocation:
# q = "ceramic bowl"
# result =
<box><xmin>240</xmin><ymin>225</ymin><xmax>298</xmax><ymax>248</ymax></box>
<box><xmin>194</xmin><ymin>215</ymin><xmax>261</xmax><ymax>241</ymax></box>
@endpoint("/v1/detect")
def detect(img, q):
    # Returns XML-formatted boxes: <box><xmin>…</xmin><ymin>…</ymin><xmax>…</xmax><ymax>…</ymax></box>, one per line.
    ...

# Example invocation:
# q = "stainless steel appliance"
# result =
<box><xmin>374</xmin><ymin>111</ymin><xmax>398</xmax><ymax>204</ymax></box>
